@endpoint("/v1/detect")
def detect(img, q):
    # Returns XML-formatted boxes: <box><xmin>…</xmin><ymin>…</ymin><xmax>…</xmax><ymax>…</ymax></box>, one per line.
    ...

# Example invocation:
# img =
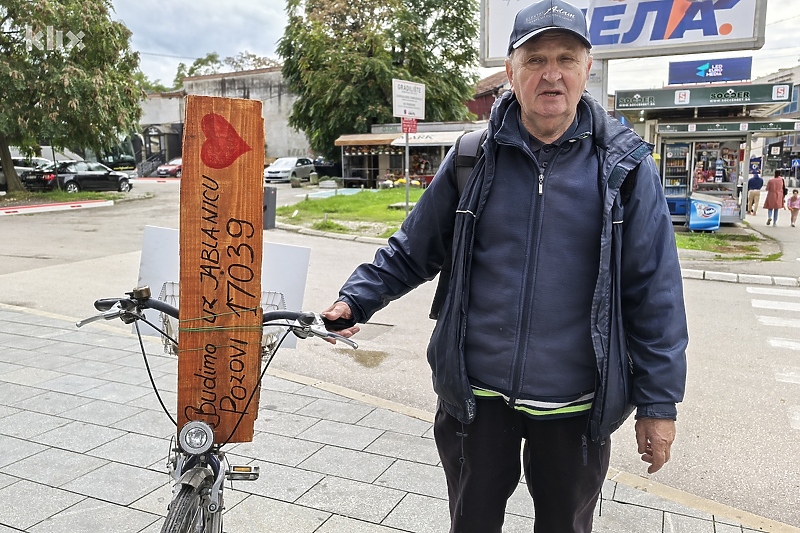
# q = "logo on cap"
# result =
<box><xmin>526</xmin><ymin>6</ymin><xmax>576</xmax><ymax>25</ymax></box>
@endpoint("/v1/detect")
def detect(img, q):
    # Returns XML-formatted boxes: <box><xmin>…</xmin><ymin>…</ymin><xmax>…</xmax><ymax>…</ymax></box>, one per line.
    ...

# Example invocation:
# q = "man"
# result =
<box><xmin>323</xmin><ymin>1</ymin><xmax>688</xmax><ymax>531</ymax></box>
<box><xmin>747</xmin><ymin>169</ymin><xmax>764</xmax><ymax>215</ymax></box>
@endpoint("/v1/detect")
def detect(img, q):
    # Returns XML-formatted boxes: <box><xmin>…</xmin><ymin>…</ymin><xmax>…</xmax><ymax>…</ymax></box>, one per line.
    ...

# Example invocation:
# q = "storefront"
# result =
<box><xmin>615</xmin><ymin>83</ymin><xmax>798</xmax><ymax>224</ymax></box>
<box><xmin>334</xmin><ymin>123</ymin><xmax>484</xmax><ymax>188</ymax></box>
<box><xmin>333</xmin><ymin>133</ymin><xmax>400</xmax><ymax>189</ymax></box>
<box><xmin>390</xmin><ymin>131</ymin><xmax>465</xmax><ymax>186</ymax></box>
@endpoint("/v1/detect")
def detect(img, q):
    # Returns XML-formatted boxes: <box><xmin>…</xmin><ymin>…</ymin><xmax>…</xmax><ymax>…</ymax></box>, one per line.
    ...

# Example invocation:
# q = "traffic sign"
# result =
<box><xmin>392</xmin><ymin>79</ymin><xmax>425</xmax><ymax>119</ymax></box>
<box><xmin>401</xmin><ymin>118</ymin><xmax>417</xmax><ymax>133</ymax></box>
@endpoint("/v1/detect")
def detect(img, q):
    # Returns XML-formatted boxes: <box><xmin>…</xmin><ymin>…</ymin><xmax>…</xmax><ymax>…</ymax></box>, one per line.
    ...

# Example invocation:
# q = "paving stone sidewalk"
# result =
<box><xmin>1</xmin><ymin>305</ymin><xmax>796</xmax><ymax>532</ymax></box>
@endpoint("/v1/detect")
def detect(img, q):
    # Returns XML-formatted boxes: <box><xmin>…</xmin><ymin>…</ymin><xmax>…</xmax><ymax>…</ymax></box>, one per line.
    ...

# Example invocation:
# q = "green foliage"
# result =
<box><xmin>278</xmin><ymin>0</ymin><xmax>479</xmax><ymax>160</ymax></box>
<box><xmin>173</xmin><ymin>51</ymin><xmax>281</xmax><ymax>89</ymax></box>
<box><xmin>0</xmin><ymin>0</ymin><xmax>142</xmax><ymax>191</ymax></box>
<box><xmin>185</xmin><ymin>52</ymin><xmax>223</xmax><ymax>77</ymax></box>
<box><xmin>223</xmin><ymin>51</ymin><xmax>281</xmax><ymax>72</ymax></box>
<box><xmin>133</xmin><ymin>69</ymin><xmax>169</xmax><ymax>93</ymax></box>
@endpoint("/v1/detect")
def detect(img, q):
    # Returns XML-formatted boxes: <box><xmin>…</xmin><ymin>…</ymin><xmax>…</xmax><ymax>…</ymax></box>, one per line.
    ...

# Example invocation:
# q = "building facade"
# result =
<box><xmin>182</xmin><ymin>67</ymin><xmax>310</xmax><ymax>161</ymax></box>
<box><xmin>138</xmin><ymin>67</ymin><xmax>311</xmax><ymax>175</ymax></box>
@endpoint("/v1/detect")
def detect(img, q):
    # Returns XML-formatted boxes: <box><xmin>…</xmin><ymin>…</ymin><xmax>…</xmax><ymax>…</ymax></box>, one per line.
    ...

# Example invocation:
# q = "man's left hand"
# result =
<box><xmin>635</xmin><ymin>418</ymin><xmax>676</xmax><ymax>474</ymax></box>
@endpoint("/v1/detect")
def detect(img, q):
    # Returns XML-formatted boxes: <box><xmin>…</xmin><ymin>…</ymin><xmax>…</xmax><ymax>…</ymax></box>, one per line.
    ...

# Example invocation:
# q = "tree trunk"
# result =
<box><xmin>0</xmin><ymin>135</ymin><xmax>25</xmax><ymax>193</ymax></box>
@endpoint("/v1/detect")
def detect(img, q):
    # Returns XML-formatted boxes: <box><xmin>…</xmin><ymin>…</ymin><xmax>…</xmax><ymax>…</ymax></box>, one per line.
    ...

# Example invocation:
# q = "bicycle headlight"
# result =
<box><xmin>178</xmin><ymin>420</ymin><xmax>214</xmax><ymax>455</ymax></box>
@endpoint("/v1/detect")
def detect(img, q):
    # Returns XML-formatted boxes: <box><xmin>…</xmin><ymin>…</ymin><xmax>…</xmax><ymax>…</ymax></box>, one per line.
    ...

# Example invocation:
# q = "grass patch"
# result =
<box><xmin>277</xmin><ymin>188</ymin><xmax>425</xmax><ymax>231</ymax></box>
<box><xmin>311</xmin><ymin>219</ymin><xmax>349</xmax><ymax>233</ymax></box>
<box><xmin>674</xmin><ymin>232</ymin><xmax>778</xmax><ymax>260</ymax></box>
<box><xmin>674</xmin><ymin>232</ymin><xmax>760</xmax><ymax>253</ymax></box>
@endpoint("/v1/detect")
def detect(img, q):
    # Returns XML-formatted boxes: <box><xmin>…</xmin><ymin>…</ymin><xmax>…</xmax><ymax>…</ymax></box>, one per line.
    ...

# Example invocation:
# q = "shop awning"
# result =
<box><xmin>334</xmin><ymin>133</ymin><xmax>399</xmax><ymax>146</ymax></box>
<box><xmin>391</xmin><ymin>131</ymin><xmax>464</xmax><ymax>147</ymax></box>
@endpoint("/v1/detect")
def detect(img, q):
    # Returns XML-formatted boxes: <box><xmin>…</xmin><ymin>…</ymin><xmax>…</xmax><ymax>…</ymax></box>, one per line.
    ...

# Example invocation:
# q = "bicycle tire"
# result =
<box><xmin>160</xmin><ymin>483</ymin><xmax>218</xmax><ymax>533</ymax></box>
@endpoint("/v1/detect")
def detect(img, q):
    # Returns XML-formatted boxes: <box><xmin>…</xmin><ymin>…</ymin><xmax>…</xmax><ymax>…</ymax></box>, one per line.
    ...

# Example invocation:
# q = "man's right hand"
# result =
<box><xmin>321</xmin><ymin>301</ymin><xmax>360</xmax><ymax>338</ymax></box>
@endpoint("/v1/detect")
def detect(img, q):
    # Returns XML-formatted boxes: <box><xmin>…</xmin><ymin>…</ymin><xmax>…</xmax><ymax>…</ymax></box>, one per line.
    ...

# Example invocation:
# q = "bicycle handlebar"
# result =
<box><xmin>78</xmin><ymin>286</ymin><xmax>357</xmax><ymax>349</ymax></box>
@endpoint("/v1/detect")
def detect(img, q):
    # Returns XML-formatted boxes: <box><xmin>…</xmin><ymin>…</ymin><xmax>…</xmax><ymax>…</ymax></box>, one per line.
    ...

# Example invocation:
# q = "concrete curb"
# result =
<box><xmin>276</xmin><ymin>222</ymin><xmax>387</xmax><ymax>245</ymax></box>
<box><xmin>277</xmin><ymin>224</ymin><xmax>800</xmax><ymax>287</ymax></box>
<box><xmin>681</xmin><ymin>268</ymin><xmax>800</xmax><ymax>287</ymax></box>
<box><xmin>0</xmin><ymin>199</ymin><xmax>114</xmax><ymax>216</ymax></box>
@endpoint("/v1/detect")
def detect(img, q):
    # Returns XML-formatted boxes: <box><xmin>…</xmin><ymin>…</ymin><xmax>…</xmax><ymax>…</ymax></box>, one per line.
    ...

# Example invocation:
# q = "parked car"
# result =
<box><xmin>156</xmin><ymin>158</ymin><xmax>182</xmax><ymax>178</ymax></box>
<box><xmin>0</xmin><ymin>157</ymin><xmax>52</xmax><ymax>191</ymax></box>
<box><xmin>100</xmin><ymin>155</ymin><xmax>138</xmax><ymax>178</ymax></box>
<box><xmin>22</xmin><ymin>160</ymin><xmax>133</xmax><ymax>193</ymax></box>
<box><xmin>264</xmin><ymin>157</ymin><xmax>314</xmax><ymax>183</ymax></box>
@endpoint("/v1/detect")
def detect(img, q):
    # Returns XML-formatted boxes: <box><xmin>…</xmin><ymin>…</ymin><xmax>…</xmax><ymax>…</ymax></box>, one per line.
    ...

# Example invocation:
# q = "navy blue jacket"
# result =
<box><xmin>338</xmin><ymin>91</ymin><xmax>688</xmax><ymax>441</ymax></box>
<box><xmin>748</xmin><ymin>175</ymin><xmax>764</xmax><ymax>191</ymax></box>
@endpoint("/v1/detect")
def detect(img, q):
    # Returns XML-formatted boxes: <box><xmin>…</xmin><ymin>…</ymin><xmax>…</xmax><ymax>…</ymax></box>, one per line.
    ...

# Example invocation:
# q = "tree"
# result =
<box><xmin>185</xmin><ymin>52</ymin><xmax>223</xmax><ymax>77</ymax></box>
<box><xmin>173</xmin><ymin>51</ymin><xmax>280</xmax><ymax>89</ymax></box>
<box><xmin>223</xmin><ymin>51</ymin><xmax>281</xmax><ymax>72</ymax></box>
<box><xmin>277</xmin><ymin>0</ymin><xmax>479</xmax><ymax>160</ymax></box>
<box><xmin>133</xmin><ymin>69</ymin><xmax>170</xmax><ymax>94</ymax></box>
<box><xmin>0</xmin><ymin>0</ymin><xmax>142</xmax><ymax>192</ymax></box>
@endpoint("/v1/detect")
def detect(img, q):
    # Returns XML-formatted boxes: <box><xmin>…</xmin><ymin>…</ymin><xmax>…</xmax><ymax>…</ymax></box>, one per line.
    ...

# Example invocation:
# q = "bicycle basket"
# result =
<box><xmin>157</xmin><ymin>282</ymin><xmax>287</xmax><ymax>356</ymax></box>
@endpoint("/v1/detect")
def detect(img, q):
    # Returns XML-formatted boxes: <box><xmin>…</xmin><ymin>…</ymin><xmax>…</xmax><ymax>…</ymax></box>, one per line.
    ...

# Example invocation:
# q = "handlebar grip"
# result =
<box><xmin>94</xmin><ymin>298</ymin><xmax>129</xmax><ymax>312</ymax></box>
<box><xmin>321</xmin><ymin>316</ymin><xmax>357</xmax><ymax>331</ymax></box>
<box><xmin>141</xmin><ymin>298</ymin><xmax>179</xmax><ymax>319</ymax></box>
<box><xmin>262</xmin><ymin>310</ymin><xmax>316</xmax><ymax>325</ymax></box>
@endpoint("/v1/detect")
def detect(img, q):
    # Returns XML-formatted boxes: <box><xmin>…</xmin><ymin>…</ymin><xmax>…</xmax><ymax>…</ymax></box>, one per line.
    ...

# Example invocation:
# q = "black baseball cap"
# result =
<box><xmin>508</xmin><ymin>0</ymin><xmax>592</xmax><ymax>55</ymax></box>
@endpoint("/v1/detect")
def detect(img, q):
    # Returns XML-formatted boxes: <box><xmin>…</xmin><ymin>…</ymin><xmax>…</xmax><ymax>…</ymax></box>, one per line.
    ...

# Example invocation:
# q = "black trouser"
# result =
<box><xmin>434</xmin><ymin>397</ymin><xmax>610</xmax><ymax>533</ymax></box>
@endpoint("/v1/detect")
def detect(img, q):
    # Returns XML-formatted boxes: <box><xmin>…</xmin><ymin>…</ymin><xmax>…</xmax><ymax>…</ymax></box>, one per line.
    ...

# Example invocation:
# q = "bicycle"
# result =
<box><xmin>77</xmin><ymin>285</ymin><xmax>356</xmax><ymax>533</ymax></box>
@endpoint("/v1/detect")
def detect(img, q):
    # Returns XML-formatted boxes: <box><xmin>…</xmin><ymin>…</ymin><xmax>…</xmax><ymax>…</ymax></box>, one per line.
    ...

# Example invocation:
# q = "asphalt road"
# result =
<box><xmin>1</xmin><ymin>179</ymin><xmax>799</xmax><ymax>526</ymax></box>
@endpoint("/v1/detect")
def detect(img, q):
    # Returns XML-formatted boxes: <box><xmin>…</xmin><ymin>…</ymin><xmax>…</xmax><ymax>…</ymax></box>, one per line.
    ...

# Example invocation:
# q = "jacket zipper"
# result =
<box><xmin>508</xmin><ymin>134</ymin><xmax>591</xmax><ymax>405</ymax></box>
<box><xmin>509</xmin><ymin>149</ymin><xmax>553</xmax><ymax>406</ymax></box>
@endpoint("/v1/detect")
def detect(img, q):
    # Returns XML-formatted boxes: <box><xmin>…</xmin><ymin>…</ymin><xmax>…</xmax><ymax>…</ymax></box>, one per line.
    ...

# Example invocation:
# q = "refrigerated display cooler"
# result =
<box><xmin>660</xmin><ymin>140</ymin><xmax>742</xmax><ymax>225</ymax></box>
<box><xmin>662</xmin><ymin>142</ymin><xmax>690</xmax><ymax>220</ymax></box>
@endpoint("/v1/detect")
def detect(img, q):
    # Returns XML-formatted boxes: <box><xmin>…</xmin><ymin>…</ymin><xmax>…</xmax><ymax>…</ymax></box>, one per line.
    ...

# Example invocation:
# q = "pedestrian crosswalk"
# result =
<box><xmin>748</xmin><ymin>286</ymin><xmax>800</xmax><ymax>431</ymax></box>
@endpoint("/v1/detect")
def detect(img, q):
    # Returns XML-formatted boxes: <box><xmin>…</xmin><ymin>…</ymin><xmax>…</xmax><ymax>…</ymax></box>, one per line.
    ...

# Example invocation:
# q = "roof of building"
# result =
<box><xmin>474</xmin><ymin>70</ymin><xmax>510</xmax><ymax>98</ymax></box>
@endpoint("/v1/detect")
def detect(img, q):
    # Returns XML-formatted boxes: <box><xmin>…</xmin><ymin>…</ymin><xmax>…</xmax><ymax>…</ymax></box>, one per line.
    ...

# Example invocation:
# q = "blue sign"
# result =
<box><xmin>688</xmin><ymin>198</ymin><xmax>721</xmax><ymax>231</ymax></box>
<box><xmin>668</xmin><ymin>57</ymin><xmax>752</xmax><ymax>85</ymax></box>
<box><xmin>750</xmin><ymin>157</ymin><xmax>762</xmax><ymax>176</ymax></box>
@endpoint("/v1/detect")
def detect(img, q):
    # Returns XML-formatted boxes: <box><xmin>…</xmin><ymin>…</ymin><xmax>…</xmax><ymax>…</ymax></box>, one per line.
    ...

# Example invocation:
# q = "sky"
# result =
<box><xmin>112</xmin><ymin>0</ymin><xmax>800</xmax><ymax>94</ymax></box>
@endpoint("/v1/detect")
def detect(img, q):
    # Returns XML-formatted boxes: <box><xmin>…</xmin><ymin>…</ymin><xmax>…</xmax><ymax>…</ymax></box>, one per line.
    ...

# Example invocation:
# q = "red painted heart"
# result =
<box><xmin>200</xmin><ymin>113</ymin><xmax>252</xmax><ymax>169</ymax></box>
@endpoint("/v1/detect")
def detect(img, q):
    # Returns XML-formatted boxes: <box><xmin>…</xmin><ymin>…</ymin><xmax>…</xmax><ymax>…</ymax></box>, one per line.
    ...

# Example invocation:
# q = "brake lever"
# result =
<box><xmin>308</xmin><ymin>324</ymin><xmax>358</xmax><ymax>349</ymax></box>
<box><xmin>76</xmin><ymin>309</ymin><xmax>123</xmax><ymax>328</ymax></box>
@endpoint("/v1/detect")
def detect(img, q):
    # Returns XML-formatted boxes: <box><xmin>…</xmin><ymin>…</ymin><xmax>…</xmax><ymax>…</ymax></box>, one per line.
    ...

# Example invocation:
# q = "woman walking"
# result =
<box><xmin>763</xmin><ymin>170</ymin><xmax>786</xmax><ymax>226</ymax></box>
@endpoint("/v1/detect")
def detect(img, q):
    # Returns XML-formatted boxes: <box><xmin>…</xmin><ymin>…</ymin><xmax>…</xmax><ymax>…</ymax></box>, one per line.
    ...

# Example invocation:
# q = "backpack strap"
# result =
<box><xmin>453</xmin><ymin>128</ymin><xmax>488</xmax><ymax>195</ymax></box>
<box><xmin>609</xmin><ymin>143</ymin><xmax>650</xmax><ymax>205</ymax></box>
<box><xmin>429</xmin><ymin>128</ymin><xmax>487</xmax><ymax>320</ymax></box>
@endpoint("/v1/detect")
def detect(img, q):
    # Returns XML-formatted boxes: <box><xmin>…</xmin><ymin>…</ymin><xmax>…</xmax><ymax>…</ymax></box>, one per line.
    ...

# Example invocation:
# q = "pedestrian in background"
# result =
<box><xmin>735</xmin><ymin>170</ymin><xmax>743</xmax><ymax>205</ymax></box>
<box><xmin>764</xmin><ymin>169</ymin><xmax>786</xmax><ymax>225</ymax></box>
<box><xmin>321</xmin><ymin>1</ymin><xmax>688</xmax><ymax>531</ymax></box>
<box><xmin>787</xmin><ymin>189</ymin><xmax>800</xmax><ymax>227</ymax></box>
<box><xmin>747</xmin><ymin>170</ymin><xmax>764</xmax><ymax>215</ymax></box>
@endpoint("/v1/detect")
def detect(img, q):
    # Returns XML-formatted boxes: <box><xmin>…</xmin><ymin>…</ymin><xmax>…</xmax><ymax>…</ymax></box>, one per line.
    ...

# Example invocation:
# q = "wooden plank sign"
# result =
<box><xmin>178</xmin><ymin>95</ymin><xmax>264</xmax><ymax>443</ymax></box>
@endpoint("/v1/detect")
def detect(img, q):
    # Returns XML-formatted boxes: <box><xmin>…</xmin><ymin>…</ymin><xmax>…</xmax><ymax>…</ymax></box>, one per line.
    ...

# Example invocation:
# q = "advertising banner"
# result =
<box><xmin>657</xmin><ymin>122</ymin><xmax>800</xmax><ymax>134</ymax></box>
<box><xmin>482</xmin><ymin>0</ymin><xmax>766</xmax><ymax>66</ymax></box>
<box><xmin>688</xmin><ymin>196</ymin><xmax>721</xmax><ymax>231</ymax></box>
<box><xmin>668</xmin><ymin>57</ymin><xmax>752</xmax><ymax>85</ymax></box>
<box><xmin>616</xmin><ymin>84</ymin><xmax>790</xmax><ymax>111</ymax></box>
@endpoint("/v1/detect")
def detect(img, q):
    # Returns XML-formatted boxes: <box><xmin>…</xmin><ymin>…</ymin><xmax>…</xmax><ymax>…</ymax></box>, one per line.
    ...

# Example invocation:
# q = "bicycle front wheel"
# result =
<box><xmin>161</xmin><ymin>483</ymin><xmax>219</xmax><ymax>533</ymax></box>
